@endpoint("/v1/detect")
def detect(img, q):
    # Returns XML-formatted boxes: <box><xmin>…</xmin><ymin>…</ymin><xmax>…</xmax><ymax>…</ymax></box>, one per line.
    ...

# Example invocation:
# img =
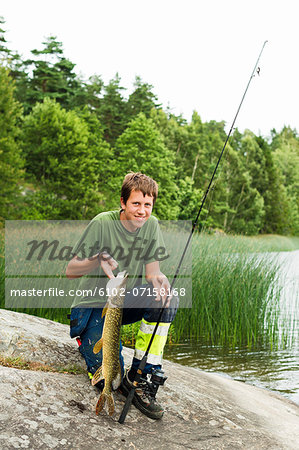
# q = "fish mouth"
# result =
<box><xmin>117</xmin><ymin>270</ymin><xmax>128</xmax><ymax>279</ymax></box>
<box><xmin>106</xmin><ymin>271</ymin><xmax>128</xmax><ymax>294</ymax></box>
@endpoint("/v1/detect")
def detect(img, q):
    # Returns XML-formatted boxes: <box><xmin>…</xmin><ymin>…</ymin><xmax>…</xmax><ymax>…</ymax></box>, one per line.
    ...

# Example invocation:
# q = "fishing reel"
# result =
<box><xmin>149</xmin><ymin>368</ymin><xmax>167</xmax><ymax>397</ymax></box>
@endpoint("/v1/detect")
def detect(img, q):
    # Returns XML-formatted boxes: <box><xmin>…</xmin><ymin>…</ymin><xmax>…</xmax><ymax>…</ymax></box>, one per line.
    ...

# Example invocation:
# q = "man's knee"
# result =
<box><xmin>145</xmin><ymin>295</ymin><xmax>179</xmax><ymax>323</ymax></box>
<box><xmin>161</xmin><ymin>295</ymin><xmax>179</xmax><ymax>322</ymax></box>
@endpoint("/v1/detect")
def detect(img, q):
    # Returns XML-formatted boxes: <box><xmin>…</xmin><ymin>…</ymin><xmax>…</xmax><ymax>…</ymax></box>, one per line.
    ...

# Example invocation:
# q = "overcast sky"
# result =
<box><xmin>1</xmin><ymin>0</ymin><xmax>298</xmax><ymax>136</ymax></box>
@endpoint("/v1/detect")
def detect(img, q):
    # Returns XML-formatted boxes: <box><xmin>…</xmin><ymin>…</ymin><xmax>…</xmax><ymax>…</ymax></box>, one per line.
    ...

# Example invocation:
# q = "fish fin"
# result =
<box><xmin>101</xmin><ymin>303</ymin><xmax>108</xmax><ymax>317</ymax></box>
<box><xmin>107</xmin><ymin>393</ymin><xmax>115</xmax><ymax>416</ymax></box>
<box><xmin>95</xmin><ymin>393</ymin><xmax>115</xmax><ymax>416</ymax></box>
<box><xmin>95</xmin><ymin>393</ymin><xmax>105</xmax><ymax>415</ymax></box>
<box><xmin>112</xmin><ymin>366</ymin><xmax>122</xmax><ymax>391</ymax></box>
<box><xmin>93</xmin><ymin>337</ymin><xmax>103</xmax><ymax>354</ymax></box>
<box><xmin>91</xmin><ymin>366</ymin><xmax>104</xmax><ymax>386</ymax></box>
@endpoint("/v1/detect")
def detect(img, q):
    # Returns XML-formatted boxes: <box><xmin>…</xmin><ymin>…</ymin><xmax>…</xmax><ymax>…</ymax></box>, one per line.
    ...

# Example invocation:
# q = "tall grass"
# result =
<box><xmin>0</xmin><ymin>228</ymin><xmax>69</xmax><ymax>324</ymax></box>
<box><xmin>1</xmin><ymin>229</ymin><xmax>297</xmax><ymax>347</ymax></box>
<box><xmin>172</xmin><ymin>233</ymin><xmax>283</xmax><ymax>348</ymax></box>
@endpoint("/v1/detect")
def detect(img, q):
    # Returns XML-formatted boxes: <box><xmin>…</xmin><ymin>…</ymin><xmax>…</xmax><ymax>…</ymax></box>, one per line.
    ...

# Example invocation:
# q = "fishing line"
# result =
<box><xmin>119</xmin><ymin>40</ymin><xmax>268</xmax><ymax>424</ymax></box>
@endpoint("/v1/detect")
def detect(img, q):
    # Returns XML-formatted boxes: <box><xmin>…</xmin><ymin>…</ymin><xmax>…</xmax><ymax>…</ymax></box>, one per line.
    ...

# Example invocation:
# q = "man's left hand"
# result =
<box><xmin>151</xmin><ymin>273</ymin><xmax>173</xmax><ymax>308</ymax></box>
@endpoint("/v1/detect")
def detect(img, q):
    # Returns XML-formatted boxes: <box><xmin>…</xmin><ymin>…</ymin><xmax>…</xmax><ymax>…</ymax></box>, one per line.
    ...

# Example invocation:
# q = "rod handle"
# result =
<box><xmin>118</xmin><ymin>386</ymin><xmax>135</xmax><ymax>424</ymax></box>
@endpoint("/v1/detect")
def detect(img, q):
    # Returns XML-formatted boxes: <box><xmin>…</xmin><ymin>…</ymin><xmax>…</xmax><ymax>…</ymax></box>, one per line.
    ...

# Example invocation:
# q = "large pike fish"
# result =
<box><xmin>91</xmin><ymin>270</ymin><xmax>128</xmax><ymax>416</ymax></box>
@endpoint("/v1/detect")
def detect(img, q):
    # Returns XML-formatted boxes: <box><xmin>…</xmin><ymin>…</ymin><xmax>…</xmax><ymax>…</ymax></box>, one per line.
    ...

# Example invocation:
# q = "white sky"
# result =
<box><xmin>1</xmin><ymin>0</ymin><xmax>298</xmax><ymax>137</ymax></box>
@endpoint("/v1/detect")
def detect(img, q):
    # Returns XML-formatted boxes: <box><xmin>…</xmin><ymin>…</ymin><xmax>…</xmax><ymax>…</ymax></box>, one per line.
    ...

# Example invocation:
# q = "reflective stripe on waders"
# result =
<box><xmin>134</xmin><ymin>319</ymin><xmax>170</xmax><ymax>365</ymax></box>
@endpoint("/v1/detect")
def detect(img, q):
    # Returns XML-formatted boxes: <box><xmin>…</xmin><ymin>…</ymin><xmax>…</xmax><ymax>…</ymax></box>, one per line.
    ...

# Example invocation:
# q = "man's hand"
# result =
<box><xmin>150</xmin><ymin>273</ymin><xmax>173</xmax><ymax>308</ymax></box>
<box><xmin>145</xmin><ymin>261</ymin><xmax>173</xmax><ymax>307</ymax></box>
<box><xmin>99</xmin><ymin>252</ymin><xmax>118</xmax><ymax>279</ymax></box>
<box><xmin>66</xmin><ymin>251</ymin><xmax>118</xmax><ymax>280</ymax></box>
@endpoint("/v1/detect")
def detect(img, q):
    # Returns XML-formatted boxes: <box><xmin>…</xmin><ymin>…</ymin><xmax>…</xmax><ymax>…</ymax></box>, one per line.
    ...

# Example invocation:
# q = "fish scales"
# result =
<box><xmin>92</xmin><ymin>271</ymin><xmax>128</xmax><ymax>416</ymax></box>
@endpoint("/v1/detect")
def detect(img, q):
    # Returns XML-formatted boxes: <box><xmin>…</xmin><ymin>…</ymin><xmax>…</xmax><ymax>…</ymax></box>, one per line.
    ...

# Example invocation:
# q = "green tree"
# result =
<box><xmin>219</xmin><ymin>146</ymin><xmax>265</xmax><ymax>234</ymax></box>
<box><xmin>174</xmin><ymin>111</ymin><xmax>205</xmax><ymax>183</ymax></box>
<box><xmin>109</xmin><ymin>113</ymin><xmax>179</xmax><ymax>219</ymax></box>
<box><xmin>99</xmin><ymin>74</ymin><xmax>127</xmax><ymax>145</ymax></box>
<box><xmin>0</xmin><ymin>64</ymin><xmax>24</xmax><ymax>220</ymax></box>
<box><xmin>255</xmin><ymin>135</ymin><xmax>289</xmax><ymax>234</ymax></box>
<box><xmin>271</xmin><ymin>127</ymin><xmax>299</xmax><ymax>234</ymax></box>
<box><xmin>175</xmin><ymin>177</ymin><xmax>204</xmax><ymax>221</ymax></box>
<box><xmin>0</xmin><ymin>16</ymin><xmax>10</xmax><ymax>57</ymax></box>
<box><xmin>127</xmin><ymin>76</ymin><xmax>160</xmax><ymax>120</ymax></box>
<box><xmin>71</xmin><ymin>74</ymin><xmax>104</xmax><ymax>111</ymax></box>
<box><xmin>0</xmin><ymin>17</ymin><xmax>30</xmax><ymax>106</ymax></box>
<box><xmin>21</xmin><ymin>98</ymin><xmax>104</xmax><ymax>219</ymax></box>
<box><xmin>22</xmin><ymin>36</ymin><xmax>84</xmax><ymax>113</ymax></box>
<box><xmin>75</xmin><ymin>106</ymin><xmax>113</xmax><ymax>199</ymax></box>
<box><xmin>150</xmin><ymin>108</ymin><xmax>189</xmax><ymax>164</ymax></box>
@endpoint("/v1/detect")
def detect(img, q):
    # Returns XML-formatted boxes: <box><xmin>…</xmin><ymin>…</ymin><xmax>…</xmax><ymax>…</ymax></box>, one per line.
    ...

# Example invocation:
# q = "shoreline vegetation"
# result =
<box><xmin>1</xmin><ymin>232</ymin><xmax>298</xmax><ymax>350</ymax></box>
<box><xmin>123</xmin><ymin>234</ymin><xmax>299</xmax><ymax>349</ymax></box>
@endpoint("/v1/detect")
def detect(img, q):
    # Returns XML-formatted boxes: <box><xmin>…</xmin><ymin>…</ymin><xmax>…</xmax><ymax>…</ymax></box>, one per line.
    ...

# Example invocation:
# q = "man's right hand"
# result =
<box><xmin>99</xmin><ymin>252</ymin><xmax>118</xmax><ymax>279</ymax></box>
<box><xmin>66</xmin><ymin>252</ymin><xmax>118</xmax><ymax>279</ymax></box>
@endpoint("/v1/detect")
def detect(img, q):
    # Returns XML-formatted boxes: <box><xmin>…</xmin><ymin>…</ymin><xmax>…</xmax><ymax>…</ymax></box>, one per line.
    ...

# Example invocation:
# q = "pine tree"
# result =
<box><xmin>22</xmin><ymin>36</ymin><xmax>84</xmax><ymax>113</ymax></box>
<box><xmin>99</xmin><ymin>74</ymin><xmax>127</xmax><ymax>145</ymax></box>
<box><xmin>127</xmin><ymin>76</ymin><xmax>160</xmax><ymax>120</ymax></box>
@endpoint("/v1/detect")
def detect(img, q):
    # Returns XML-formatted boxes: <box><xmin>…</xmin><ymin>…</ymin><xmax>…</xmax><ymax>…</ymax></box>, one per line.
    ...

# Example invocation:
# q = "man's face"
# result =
<box><xmin>120</xmin><ymin>189</ymin><xmax>154</xmax><ymax>232</ymax></box>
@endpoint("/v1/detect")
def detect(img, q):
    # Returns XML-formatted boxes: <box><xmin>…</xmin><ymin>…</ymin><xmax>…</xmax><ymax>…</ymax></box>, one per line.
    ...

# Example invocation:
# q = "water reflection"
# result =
<box><xmin>164</xmin><ymin>341</ymin><xmax>299</xmax><ymax>404</ymax></box>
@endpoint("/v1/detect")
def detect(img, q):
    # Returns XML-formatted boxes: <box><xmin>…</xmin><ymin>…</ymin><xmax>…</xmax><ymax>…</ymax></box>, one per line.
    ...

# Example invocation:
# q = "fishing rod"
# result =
<box><xmin>119</xmin><ymin>40</ymin><xmax>268</xmax><ymax>424</ymax></box>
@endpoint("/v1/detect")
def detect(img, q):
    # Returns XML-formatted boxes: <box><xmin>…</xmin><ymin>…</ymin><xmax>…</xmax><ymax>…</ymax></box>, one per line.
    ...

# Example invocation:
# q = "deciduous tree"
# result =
<box><xmin>21</xmin><ymin>98</ymin><xmax>104</xmax><ymax>219</ymax></box>
<box><xmin>109</xmin><ymin>113</ymin><xmax>179</xmax><ymax>219</ymax></box>
<box><xmin>0</xmin><ymin>65</ymin><xmax>24</xmax><ymax>219</ymax></box>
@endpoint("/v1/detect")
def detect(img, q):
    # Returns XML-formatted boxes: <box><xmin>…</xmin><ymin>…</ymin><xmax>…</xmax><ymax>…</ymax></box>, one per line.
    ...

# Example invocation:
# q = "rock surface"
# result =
<box><xmin>0</xmin><ymin>309</ymin><xmax>299</xmax><ymax>449</ymax></box>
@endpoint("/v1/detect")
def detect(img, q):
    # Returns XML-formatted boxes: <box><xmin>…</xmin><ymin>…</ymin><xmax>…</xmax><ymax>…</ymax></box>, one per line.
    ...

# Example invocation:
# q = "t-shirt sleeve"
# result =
<box><xmin>72</xmin><ymin>219</ymin><xmax>102</xmax><ymax>260</ymax></box>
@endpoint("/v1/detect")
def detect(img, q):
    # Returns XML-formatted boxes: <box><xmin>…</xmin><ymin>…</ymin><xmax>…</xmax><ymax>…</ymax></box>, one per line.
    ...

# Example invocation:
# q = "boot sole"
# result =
<box><xmin>119</xmin><ymin>382</ymin><xmax>164</xmax><ymax>420</ymax></box>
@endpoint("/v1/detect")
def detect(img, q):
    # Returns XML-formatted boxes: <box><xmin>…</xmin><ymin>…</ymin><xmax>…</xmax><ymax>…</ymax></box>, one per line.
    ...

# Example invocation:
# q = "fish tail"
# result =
<box><xmin>107</xmin><ymin>393</ymin><xmax>115</xmax><ymax>416</ymax></box>
<box><xmin>95</xmin><ymin>393</ymin><xmax>115</xmax><ymax>416</ymax></box>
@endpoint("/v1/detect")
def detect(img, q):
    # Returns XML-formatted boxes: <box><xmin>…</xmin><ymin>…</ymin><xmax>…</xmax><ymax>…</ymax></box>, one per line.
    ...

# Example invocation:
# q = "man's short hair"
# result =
<box><xmin>121</xmin><ymin>172</ymin><xmax>158</xmax><ymax>205</ymax></box>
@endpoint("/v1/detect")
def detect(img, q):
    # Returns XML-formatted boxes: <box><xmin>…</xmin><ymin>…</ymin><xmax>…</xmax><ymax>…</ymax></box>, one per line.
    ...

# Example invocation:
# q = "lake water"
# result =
<box><xmin>164</xmin><ymin>250</ymin><xmax>299</xmax><ymax>405</ymax></box>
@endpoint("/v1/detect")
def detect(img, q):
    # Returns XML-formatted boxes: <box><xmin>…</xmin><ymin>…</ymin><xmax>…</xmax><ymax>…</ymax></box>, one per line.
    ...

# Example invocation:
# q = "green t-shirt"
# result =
<box><xmin>70</xmin><ymin>210</ymin><xmax>167</xmax><ymax>308</ymax></box>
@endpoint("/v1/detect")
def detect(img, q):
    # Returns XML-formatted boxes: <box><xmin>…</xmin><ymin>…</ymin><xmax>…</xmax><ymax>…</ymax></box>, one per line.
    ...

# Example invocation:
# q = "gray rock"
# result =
<box><xmin>0</xmin><ymin>309</ymin><xmax>85</xmax><ymax>370</ymax></box>
<box><xmin>0</xmin><ymin>309</ymin><xmax>299</xmax><ymax>449</ymax></box>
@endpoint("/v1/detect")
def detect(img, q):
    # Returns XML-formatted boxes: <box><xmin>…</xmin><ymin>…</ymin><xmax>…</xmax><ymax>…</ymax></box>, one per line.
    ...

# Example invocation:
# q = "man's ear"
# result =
<box><xmin>120</xmin><ymin>197</ymin><xmax>126</xmax><ymax>210</ymax></box>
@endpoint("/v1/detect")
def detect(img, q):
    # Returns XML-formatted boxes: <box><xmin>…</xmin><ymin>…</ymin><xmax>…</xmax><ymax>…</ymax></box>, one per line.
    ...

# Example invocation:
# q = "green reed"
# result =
<box><xmin>1</xmin><ymin>229</ymin><xmax>298</xmax><ymax>348</ymax></box>
<box><xmin>172</xmin><ymin>233</ymin><xmax>284</xmax><ymax>348</ymax></box>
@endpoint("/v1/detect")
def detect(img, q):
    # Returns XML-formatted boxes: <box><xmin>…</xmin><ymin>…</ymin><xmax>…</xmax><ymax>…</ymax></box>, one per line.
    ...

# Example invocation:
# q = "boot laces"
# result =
<box><xmin>137</xmin><ymin>377</ymin><xmax>157</xmax><ymax>402</ymax></box>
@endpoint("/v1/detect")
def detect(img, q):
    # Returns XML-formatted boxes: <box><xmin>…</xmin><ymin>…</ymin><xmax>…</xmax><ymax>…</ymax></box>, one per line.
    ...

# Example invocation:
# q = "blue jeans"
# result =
<box><xmin>70</xmin><ymin>284</ymin><xmax>178</xmax><ymax>376</ymax></box>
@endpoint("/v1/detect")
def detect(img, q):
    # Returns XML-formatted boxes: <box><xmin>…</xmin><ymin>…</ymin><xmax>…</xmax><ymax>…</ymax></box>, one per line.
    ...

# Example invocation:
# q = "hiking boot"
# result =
<box><xmin>120</xmin><ymin>369</ymin><xmax>164</xmax><ymax>420</ymax></box>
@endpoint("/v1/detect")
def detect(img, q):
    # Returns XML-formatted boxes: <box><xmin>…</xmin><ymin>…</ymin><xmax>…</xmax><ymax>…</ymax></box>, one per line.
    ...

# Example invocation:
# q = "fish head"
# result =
<box><xmin>106</xmin><ymin>271</ymin><xmax>128</xmax><ymax>308</ymax></box>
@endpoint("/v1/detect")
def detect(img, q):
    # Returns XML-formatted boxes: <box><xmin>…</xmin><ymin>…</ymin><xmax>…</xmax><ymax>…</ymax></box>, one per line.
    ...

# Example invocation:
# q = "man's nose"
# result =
<box><xmin>137</xmin><ymin>204</ymin><xmax>145</xmax><ymax>214</ymax></box>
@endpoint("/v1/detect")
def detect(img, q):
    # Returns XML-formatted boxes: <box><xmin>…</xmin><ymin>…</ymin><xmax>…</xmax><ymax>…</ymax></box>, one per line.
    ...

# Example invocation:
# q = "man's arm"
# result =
<box><xmin>66</xmin><ymin>252</ymin><xmax>118</xmax><ymax>280</ymax></box>
<box><xmin>145</xmin><ymin>260</ymin><xmax>172</xmax><ymax>307</ymax></box>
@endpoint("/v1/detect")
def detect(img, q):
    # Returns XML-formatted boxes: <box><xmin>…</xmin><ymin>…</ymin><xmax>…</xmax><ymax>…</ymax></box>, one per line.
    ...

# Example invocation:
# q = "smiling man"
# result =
<box><xmin>66</xmin><ymin>172</ymin><xmax>178</xmax><ymax>420</ymax></box>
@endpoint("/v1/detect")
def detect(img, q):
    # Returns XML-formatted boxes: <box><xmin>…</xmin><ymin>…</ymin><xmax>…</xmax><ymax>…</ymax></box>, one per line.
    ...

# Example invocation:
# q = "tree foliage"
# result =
<box><xmin>110</xmin><ymin>113</ymin><xmax>179</xmax><ymax>219</ymax></box>
<box><xmin>0</xmin><ymin>24</ymin><xmax>298</xmax><ymax>235</ymax></box>
<box><xmin>0</xmin><ymin>64</ymin><xmax>24</xmax><ymax>220</ymax></box>
<box><xmin>21</xmin><ymin>98</ymin><xmax>105</xmax><ymax>219</ymax></box>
